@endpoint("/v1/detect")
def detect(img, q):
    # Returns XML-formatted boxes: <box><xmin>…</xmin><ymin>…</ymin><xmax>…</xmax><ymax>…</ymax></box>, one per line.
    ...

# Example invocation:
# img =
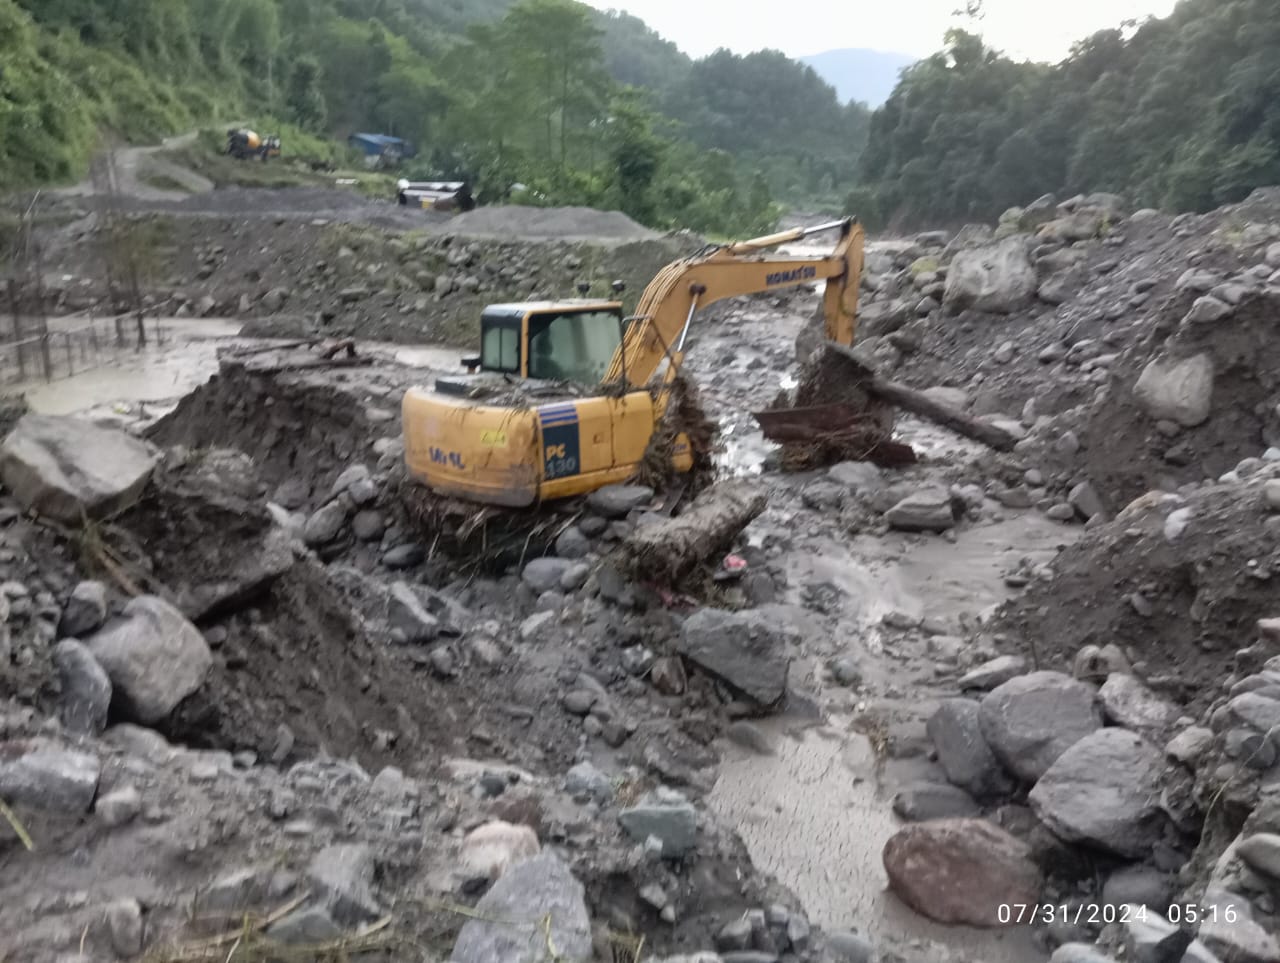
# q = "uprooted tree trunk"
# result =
<box><xmin>822</xmin><ymin>341</ymin><xmax>1020</xmax><ymax>452</ymax></box>
<box><xmin>619</xmin><ymin>480</ymin><xmax>767</xmax><ymax>585</ymax></box>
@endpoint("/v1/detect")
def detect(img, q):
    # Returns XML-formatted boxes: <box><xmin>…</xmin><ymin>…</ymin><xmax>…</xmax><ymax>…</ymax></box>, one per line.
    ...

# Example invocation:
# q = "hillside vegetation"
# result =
<box><xmin>1</xmin><ymin>0</ymin><xmax>866</xmax><ymax>234</ymax></box>
<box><xmin>5</xmin><ymin>0</ymin><xmax>1279</xmax><ymax>235</ymax></box>
<box><xmin>854</xmin><ymin>0</ymin><xmax>1280</xmax><ymax>227</ymax></box>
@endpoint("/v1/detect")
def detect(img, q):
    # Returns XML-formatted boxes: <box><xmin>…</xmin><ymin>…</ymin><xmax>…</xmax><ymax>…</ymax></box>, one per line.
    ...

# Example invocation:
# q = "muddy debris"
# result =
<box><xmin>7</xmin><ymin>185</ymin><xmax>1280</xmax><ymax>963</ymax></box>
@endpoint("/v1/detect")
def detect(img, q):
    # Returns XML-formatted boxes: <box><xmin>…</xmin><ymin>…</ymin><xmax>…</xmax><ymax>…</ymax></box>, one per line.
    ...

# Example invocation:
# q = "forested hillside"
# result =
<box><xmin>853</xmin><ymin>0</ymin><xmax>1280</xmax><ymax>228</ymax></box>
<box><xmin>0</xmin><ymin>0</ymin><xmax>866</xmax><ymax>233</ymax></box>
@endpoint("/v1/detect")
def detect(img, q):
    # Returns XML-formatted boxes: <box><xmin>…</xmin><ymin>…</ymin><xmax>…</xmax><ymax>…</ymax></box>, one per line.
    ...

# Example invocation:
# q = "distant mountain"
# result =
<box><xmin>800</xmin><ymin>49</ymin><xmax>917</xmax><ymax>107</ymax></box>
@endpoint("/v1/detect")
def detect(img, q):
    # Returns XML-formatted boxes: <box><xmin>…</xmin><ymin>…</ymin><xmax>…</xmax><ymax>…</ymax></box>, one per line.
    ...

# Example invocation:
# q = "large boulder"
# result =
<box><xmin>927</xmin><ymin>699</ymin><xmax>1014</xmax><ymax>798</ymax></box>
<box><xmin>1029</xmin><ymin>728</ymin><xmax>1167</xmax><ymax>858</ymax></box>
<box><xmin>885</xmin><ymin>487</ymin><xmax>958</xmax><ymax>533</ymax></box>
<box><xmin>53</xmin><ymin>639</ymin><xmax>112</xmax><ymax>735</ymax></box>
<box><xmin>0</xmin><ymin>741</ymin><xmax>100</xmax><ymax>812</ymax></box>
<box><xmin>943</xmin><ymin>236</ymin><xmax>1037</xmax><ymax>314</ymax></box>
<box><xmin>978</xmin><ymin>671</ymin><xmax>1103</xmax><ymax>783</ymax></box>
<box><xmin>1098</xmin><ymin>674</ymin><xmax>1177</xmax><ymax>736</ymax></box>
<box><xmin>86</xmin><ymin>595</ymin><xmax>212</xmax><ymax>724</ymax></box>
<box><xmin>678</xmin><ymin>608</ymin><xmax>791</xmax><ymax>705</ymax></box>
<box><xmin>1133</xmin><ymin>353</ymin><xmax>1214</xmax><ymax>428</ymax></box>
<box><xmin>451</xmin><ymin>852</ymin><xmax>591</xmax><ymax>963</ymax></box>
<box><xmin>618</xmin><ymin>787</ymin><xmax>698</xmax><ymax>858</ymax></box>
<box><xmin>58</xmin><ymin>580</ymin><xmax>108</xmax><ymax>638</ymax></box>
<box><xmin>882</xmin><ymin>818</ymin><xmax>1041</xmax><ymax>926</ymax></box>
<box><xmin>0</xmin><ymin>415</ymin><xmax>157</xmax><ymax>522</ymax></box>
<box><xmin>118</xmin><ymin>452</ymin><xmax>296</xmax><ymax>621</ymax></box>
<box><xmin>307</xmin><ymin>843</ymin><xmax>382</xmax><ymax>926</ymax></box>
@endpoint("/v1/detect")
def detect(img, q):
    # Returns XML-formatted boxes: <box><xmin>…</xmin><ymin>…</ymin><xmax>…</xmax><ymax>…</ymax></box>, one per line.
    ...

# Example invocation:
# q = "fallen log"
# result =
<box><xmin>822</xmin><ymin>340</ymin><xmax>1020</xmax><ymax>452</ymax></box>
<box><xmin>619</xmin><ymin>480</ymin><xmax>767</xmax><ymax>585</ymax></box>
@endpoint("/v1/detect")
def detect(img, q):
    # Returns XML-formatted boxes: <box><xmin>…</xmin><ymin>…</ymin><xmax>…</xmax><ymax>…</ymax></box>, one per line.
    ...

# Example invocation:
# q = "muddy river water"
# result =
<box><xmin>14</xmin><ymin>307</ymin><xmax>1078</xmax><ymax>962</ymax></box>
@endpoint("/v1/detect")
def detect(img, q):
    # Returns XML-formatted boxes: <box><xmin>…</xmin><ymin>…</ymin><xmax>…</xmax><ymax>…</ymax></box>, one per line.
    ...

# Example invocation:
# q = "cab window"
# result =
<box><xmin>481</xmin><ymin>324</ymin><xmax>519</xmax><ymax>373</ymax></box>
<box><xmin>527</xmin><ymin>311</ymin><xmax>622</xmax><ymax>385</ymax></box>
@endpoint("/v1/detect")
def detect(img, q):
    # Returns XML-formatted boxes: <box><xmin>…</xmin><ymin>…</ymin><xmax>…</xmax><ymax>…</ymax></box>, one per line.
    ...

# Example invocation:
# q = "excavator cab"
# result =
<box><xmin>451</xmin><ymin>301</ymin><xmax>624</xmax><ymax>386</ymax></box>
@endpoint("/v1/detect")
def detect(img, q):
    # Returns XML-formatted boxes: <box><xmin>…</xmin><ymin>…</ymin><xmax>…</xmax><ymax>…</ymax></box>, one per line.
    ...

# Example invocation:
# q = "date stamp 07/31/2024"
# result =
<box><xmin>997</xmin><ymin>903</ymin><xmax>1244</xmax><ymax>926</ymax></box>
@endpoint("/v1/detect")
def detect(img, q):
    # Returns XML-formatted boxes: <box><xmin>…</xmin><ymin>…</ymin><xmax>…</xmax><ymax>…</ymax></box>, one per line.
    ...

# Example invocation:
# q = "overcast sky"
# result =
<box><xmin>584</xmin><ymin>0</ymin><xmax>1181</xmax><ymax>62</ymax></box>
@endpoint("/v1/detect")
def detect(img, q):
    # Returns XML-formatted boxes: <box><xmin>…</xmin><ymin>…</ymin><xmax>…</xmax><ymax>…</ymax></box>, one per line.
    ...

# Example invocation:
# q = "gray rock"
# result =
<box><xmin>827</xmin><ymin>461</ymin><xmax>885</xmax><ymax>495</ymax></box>
<box><xmin>201</xmin><ymin>866</ymin><xmax>285</xmax><ymax>914</ymax></box>
<box><xmin>329</xmin><ymin>464</ymin><xmax>371</xmax><ymax>500</ymax></box>
<box><xmin>1099</xmin><ymin>674</ymin><xmax>1178</xmax><ymax>735</ymax></box>
<box><xmin>106</xmin><ymin>897</ymin><xmax>143</xmax><ymax>957</ymax></box>
<box><xmin>1228</xmin><ymin>691</ymin><xmax>1280</xmax><ymax>732</ymax></box>
<box><xmin>86</xmin><ymin>596</ymin><xmax>212</xmax><ymax>724</ymax></box>
<box><xmin>1068</xmin><ymin>482</ymin><xmax>1105</xmax><ymax>521</ymax></box>
<box><xmin>578</xmin><ymin>515</ymin><xmax>608</xmax><ymax>537</ymax></box>
<box><xmin>1236</xmin><ymin>833</ymin><xmax>1280</xmax><ymax>880</ymax></box>
<box><xmin>1124</xmin><ymin>910</ymin><xmax>1220</xmax><ymax>963</ymax></box>
<box><xmin>1165</xmin><ymin>726</ymin><xmax>1213</xmax><ymax>766</ymax></box>
<box><xmin>827</xmin><ymin>931</ymin><xmax>875</xmax><ymax>963</ymax></box>
<box><xmin>451</xmin><ymin>852</ymin><xmax>591</xmax><ymax>963</ymax></box>
<box><xmin>565</xmin><ymin>762</ymin><xmax>613</xmax><ymax>803</ymax></box>
<box><xmin>944</xmin><ymin>236</ymin><xmax>1037</xmax><ymax>314</ymax></box>
<box><xmin>678</xmin><ymin>609</ymin><xmax>790</xmax><ymax>705</ymax></box>
<box><xmin>261</xmin><ymin>288</ymin><xmax>289</xmax><ymax>313</ymax></box>
<box><xmin>266</xmin><ymin>906</ymin><xmax>343</xmax><ymax>944</ymax></box>
<box><xmin>381</xmin><ymin>543</ymin><xmax>424</xmax><ymax>569</ymax></box>
<box><xmin>560</xmin><ymin>563</ymin><xmax>590</xmax><ymax>592</ymax></box>
<box><xmin>1134</xmin><ymin>353</ymin><xmax>1214</xmax><ymax>428</ymax></box>
<box><xmin>927</xmin><ymin>699</ymin><xmax>1014</xmax><ymax>798</ymax></box>
<box><xmin>523</xmin><ymin>557</ymin><xmax>573</xmax><ymax>594</ymax></box>
<box><xmin>1029</xmin><ymin>728</ymin><xmax>1166</xmax><ymax>857</ymax></box>
<box><xmin>1047</xmin><ymin>503</ymin><xmax>1076</xmax><ymax>522</ymax></box>
<box><xmin>717</xmin><ymin>918</ymin><xmax>753</xmax><ymax>951</ymax></box>
<box><xmin>178</xmin><ymin>527</ymin><xmax>295</xmax><ymax>622</ymax></box>
<box><xmin>273</xmin><ymin>478</ymin><xmax>309</xmax><ymax>509</ymax></box>
<box><xmin>307</xmin><ymin>843</ymin><xmax>381</xmax><ymax>926</ymax></box>
<box><xmin>386</xmin><ymin>582</ymin><xmax>439</xmax><ymax>644</ymax></box>
<box><xmin>958</xmin><ymin>655</ymin><xmax>1027</xmax><ymax>692</ymax></box>
<box><xmin>1050</xmin><ymin>945</ymin><xmax>1119</xmax><ymax>963</ymax></box>
<box><xmin>892</xmin><ymin>782</ymin><xmax>980</xmax><ymax>821</ymax></box>
<box><xmin>555</xmin><ymin>526</ymin><xmax>591</xmax><ymax>560</ymax></box>
<box><xmin>58</xmin><ymin>580</ymin><xmax>107</xmax><ymax>637</ymax></box>
<box><xmin>979</xmin><ymin>671</ymin><xmax>1103</xmax><ymax>782</ymax></box>
<box><xmin>95</xmin><ymin>784</ymin><xmax>141</xmax><ymax>827</ymax></box>
<box><xmin>922</xmin><ymin>386</ymin><xmax>972</xmax><ymax>409</ymax></box>
<box><xmin>1198</xmin><ymin>885</ymin><xmax>1280</xmax><ymax>963</ymax></box>
<box><xmin>885</xmin><ymin>487</ymin><xmax>958</xmax><ymax>533</ymax></box>
<box><xmin>0</xmin><ymin>415</ymin><xmax>158</xmax><ymax>523</ymax></box>
<box><xmin>586</xmin><ymin>484</ymin><xmax>653</xmax><ymax>518</ymax></box>
<box><xmin>619</xmin><ymin>788</ymin><xmax>698</xmax><ymax>857</ymax></box>
<box><xmin>1102</xmin><ymin>865</ymin><xmax>1172</xmax><ymax>911</ymax></box>
<box><xmin>351</xmin><ymin>510</ymin><xmax>385</xmax><ymax>542</ymax></box>
<box><xmin>0</xmin><ymin>743</ymin><xmax>99</xmax><ymax>812</ymax></box>
<box><xmin>303</xmin><ymin>500</ymin><xmax>348</xmax><ymax>546</ymax></box>
<box><xmin>53</xmin><ymin>639</ymin><xmax>111</xmax><ymax>735</ymax></box>
<box><xmin>1183</xmin><ymin>295</ymin><xmax>1232</xmax><ymax>324</ymax></box>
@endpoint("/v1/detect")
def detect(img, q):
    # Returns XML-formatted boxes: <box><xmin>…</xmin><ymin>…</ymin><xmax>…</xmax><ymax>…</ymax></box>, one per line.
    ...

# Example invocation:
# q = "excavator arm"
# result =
<box><xmin>604</xmin><ymin>217</ymin><xmax>864</xmax><ymax>389</ymax></box>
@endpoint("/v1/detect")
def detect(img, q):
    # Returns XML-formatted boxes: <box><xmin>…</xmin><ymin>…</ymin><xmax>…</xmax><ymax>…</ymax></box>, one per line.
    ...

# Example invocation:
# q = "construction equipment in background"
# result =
<box><xmin>401</xmin><ymin>218</ymin><xmax>875</xmax><ymax>513</ymax></box>
<box><xmin>226</xmin><ymin>129</ymin><xmax>280</xmax><ymax>161</ymax></box>
<box><xmin>396</xmin><ymin>180</ymin><xmax>476</xmax><ymax>212</ymax></box>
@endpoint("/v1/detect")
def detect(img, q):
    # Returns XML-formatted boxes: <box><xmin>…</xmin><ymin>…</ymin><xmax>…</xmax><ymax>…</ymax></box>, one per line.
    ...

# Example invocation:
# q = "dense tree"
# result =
<box><xmin>854</xmin><ymin>0</ymin><xmax>1280</xmax><ymax>227</ymax></box>
<box><xmin>285</xmin><ymin>55</ymin><xmax>327</xmax><ymax>132</ymax></box>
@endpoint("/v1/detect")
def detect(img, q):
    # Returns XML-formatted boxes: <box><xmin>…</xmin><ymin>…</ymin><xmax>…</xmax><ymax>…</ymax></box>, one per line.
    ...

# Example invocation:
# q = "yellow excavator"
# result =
<box><xmin>401</xmin><ymin>218</ymin><xmax>865</xmax><ymax>510</ymax></box>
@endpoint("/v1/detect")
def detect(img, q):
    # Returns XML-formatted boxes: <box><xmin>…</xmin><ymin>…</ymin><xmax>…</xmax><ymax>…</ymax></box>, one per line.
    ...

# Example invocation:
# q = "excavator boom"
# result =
<box><xmin>605</xmin><ymin>218</ymin><xmax>864</xmax><ymax>389</ymax></box>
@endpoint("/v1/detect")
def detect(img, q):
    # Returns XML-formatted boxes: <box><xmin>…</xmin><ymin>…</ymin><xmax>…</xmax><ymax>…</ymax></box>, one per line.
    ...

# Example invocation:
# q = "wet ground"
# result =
<box><xmin>682</xmin><ymin>281</ymin><xmax>1079</xmax><ymax>963</ymax></box>
<box><xmin>15</xmin><ymin>281</ymin><xmax>1077</xmax><ymax>962</ymax></box>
